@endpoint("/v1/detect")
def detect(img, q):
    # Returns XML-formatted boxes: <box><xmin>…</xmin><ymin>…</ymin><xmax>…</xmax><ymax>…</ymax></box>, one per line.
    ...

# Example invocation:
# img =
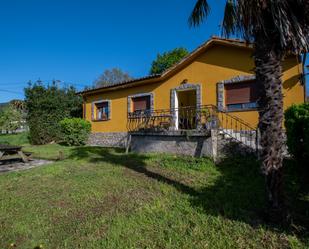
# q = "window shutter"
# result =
<box><xmin>225</xmin><ymin>81</ymin><xmax>259</xmax><ymax>105</ymax></box>
<box><xmin>132</xmin><ymin>96</ymin><xmax>150</xmax><ymax>111</ymax></box>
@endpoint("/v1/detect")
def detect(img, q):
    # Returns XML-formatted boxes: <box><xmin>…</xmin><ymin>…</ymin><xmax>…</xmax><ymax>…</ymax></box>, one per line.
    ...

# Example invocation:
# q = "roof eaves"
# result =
<box><xmin>78</xmin><ymin>74</ymin><xmax>161</xmax><ymax>95</ymax></box>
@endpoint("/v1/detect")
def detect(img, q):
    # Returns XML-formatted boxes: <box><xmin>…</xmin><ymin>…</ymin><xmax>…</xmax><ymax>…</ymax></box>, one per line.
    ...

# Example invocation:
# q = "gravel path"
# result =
<box><xmin>0</xmin><ymin>159</ymin><xmax>53</xmax><ymax>173</ymax></box>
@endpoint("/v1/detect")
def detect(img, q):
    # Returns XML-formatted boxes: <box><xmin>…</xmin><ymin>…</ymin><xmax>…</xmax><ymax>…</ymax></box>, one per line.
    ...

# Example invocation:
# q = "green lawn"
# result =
<box><xmin>0</xmin><ymin>133</ymin><xmax>308</xmax><ymax>248</ymax></box>
<box><xmin>0</xmin><ymin>132</ymin><xmax>29</xmax><ymax>146</ymax></box>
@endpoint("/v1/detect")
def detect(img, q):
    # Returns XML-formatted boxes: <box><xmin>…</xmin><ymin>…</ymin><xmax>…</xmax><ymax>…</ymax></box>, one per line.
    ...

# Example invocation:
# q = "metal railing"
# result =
<box><xmin>216</xmin><ymin>109</ymin><xmax>259</xmax><ymax>152</ymax></box>
<box><xmin>127</xmin><ymin>105</ymin><xmax>218</xmax><ymax>134</ymax></box>
<box><xmin>127</xmin><ymin>105</ymin><xmax>259</xmax><ymax>153</ymax></box>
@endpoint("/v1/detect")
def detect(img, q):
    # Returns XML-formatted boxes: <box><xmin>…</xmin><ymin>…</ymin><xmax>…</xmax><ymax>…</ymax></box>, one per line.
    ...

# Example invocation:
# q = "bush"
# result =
<box><xmin>59</xmin><ymin>118</ymin><xmax>91</xmax><ymax>146</ymax></box>
<box><xmin>0</xmin><ymin>104</ymin><xmax>23</xmax><ymax>133</ymax></box>
<box><xmin>284</xmin><ymin>103</ymin><xmax>309</xmax><ymax>166</ymax></box>
<box><xmin>25</xmin><ymin>82</ymin><xmax>83</xmax><ymax>145</ymax></box>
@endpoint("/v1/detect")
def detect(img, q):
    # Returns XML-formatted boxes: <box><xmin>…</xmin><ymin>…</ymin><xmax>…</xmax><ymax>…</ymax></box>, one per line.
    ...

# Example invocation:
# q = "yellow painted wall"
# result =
<box><xmin>84</xmin><ymin>44</ymin><xmax>304</xmax><ymax>132</ymax></box>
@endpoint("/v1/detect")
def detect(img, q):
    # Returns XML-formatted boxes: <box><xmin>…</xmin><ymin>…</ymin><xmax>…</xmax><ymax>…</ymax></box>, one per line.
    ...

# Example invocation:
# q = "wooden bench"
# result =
<box><xmin>0</xmin><ymin>144</ymin><xmax>30</xmax><ymax>163</ymax></box>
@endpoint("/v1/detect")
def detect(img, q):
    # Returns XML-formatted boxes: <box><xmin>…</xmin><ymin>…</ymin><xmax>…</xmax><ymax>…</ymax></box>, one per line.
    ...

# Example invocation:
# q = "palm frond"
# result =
<box><xmin>231</xmin><ymin>0</ymin><xmax>309</xmax><ymax>53</ymax></box>
<box><xmin>190</xmin><ymin>0</ymin><xmax>309</xmax><ymax>53</ymax></box>
<box><xmin>221</xmin><ymin>0</ymin><xmax>238</xmax><ymax>37</ymax></box>
<box><xmin>188</xmin><ymin>0</ymin><xmax>210</xmax><ymax>27</ymax></box>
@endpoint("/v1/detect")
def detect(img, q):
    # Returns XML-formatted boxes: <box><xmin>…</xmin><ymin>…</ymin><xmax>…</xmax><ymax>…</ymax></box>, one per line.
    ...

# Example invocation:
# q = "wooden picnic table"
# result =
<box><xmin>0</xmin><ymin>144</ymin><xmax>29</xmax><ymax>163</ymax></box>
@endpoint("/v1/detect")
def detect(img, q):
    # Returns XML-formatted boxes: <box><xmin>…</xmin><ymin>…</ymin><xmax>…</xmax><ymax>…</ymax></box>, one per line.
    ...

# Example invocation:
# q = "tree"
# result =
<box><xmin>24</xmin><ymin>81</ymin><xmax>83</xmax><ymax>145</ymax></box>
<box><xmin>0</xmin><ymin>104</ymin><xmax>23</xmax><ymax>134</ymax></box>
<box><xmin>189</xmin><ymin>0</ymin><xmax>309</xmax><ymax>217</ymax></box>
<box><xmin>94</xmin><ymin>68</ymin><xmax>133</xmax><ymax>87</ymax></box>
<box><xmin>150</xmin><ymin>48</ymin><xmax>189</xmax><ymax>74</ymax></box>
<box><xmin>10</xmin><ymin>99</ymin><xmax>26</xmax><ymax>112</ymax></box>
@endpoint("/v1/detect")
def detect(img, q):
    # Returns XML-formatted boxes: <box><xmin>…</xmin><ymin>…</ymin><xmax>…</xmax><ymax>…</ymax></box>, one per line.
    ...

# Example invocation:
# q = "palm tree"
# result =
<box><xmin>189</xmin><ymin>0</ymin><xmax>309</xmax><ymax>218</ymax></box>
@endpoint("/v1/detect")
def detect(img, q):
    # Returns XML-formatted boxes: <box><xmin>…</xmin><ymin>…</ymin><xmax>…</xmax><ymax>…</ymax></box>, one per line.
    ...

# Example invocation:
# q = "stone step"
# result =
<box><xmin>218</xmin><ymin>129</ymin><xmax>260</xmax><ymax>150</ymax></box>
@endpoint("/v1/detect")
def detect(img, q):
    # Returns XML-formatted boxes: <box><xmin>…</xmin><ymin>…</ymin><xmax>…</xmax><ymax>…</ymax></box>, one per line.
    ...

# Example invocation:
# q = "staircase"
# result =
<box><xmin>127</xmin><ymin>104</ymin><xmax>260</xmax><ymax>155</ymax></box>
<box><xmin>215</xmin><ymin>108</ymin><xmax>259</xmax><ymax>154</ymax></box>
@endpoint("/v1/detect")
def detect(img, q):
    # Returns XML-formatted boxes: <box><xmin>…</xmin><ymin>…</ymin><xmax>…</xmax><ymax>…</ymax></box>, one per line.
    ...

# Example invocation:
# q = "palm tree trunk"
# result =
<box><xmin>254</xmin><ymin>36</ymin><xmax>286</xmax><ymax>215</ymax></box>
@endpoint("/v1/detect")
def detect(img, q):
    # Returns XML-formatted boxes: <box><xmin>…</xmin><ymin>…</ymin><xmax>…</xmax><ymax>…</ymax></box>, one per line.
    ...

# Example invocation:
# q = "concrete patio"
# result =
<box><xmin>0</xmin><ymin>159</ymin><xmax>53</xmax><ymax>173</ymax></box>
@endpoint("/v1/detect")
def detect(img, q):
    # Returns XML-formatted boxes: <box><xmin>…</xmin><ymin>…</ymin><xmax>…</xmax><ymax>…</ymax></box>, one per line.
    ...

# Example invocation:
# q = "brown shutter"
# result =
<box><xmin>132</xmin><ymin>96</ymin><xmax>150</xmax><ymax>111</ymax></box>
<box><xmin>96</xmin><ymin>102</ymin><xmax>108</xmax><ymax>109</ymax></box>
<box><xmin>225</xmin><ymin>81</ymin><xmax>258</xmax><ymax>105</ymax></box>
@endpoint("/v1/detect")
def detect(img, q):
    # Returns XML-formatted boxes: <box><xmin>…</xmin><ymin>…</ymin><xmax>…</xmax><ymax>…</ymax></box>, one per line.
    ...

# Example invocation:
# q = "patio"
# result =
<box><xmin>0</xmin><ymin>144</ymin><xmax>52</xmax><ymax>173</ymax></box>
<box><xmin>0</xmin><ymin>159</ymin><xmax>53</xmax><ymax>173</ymax></box>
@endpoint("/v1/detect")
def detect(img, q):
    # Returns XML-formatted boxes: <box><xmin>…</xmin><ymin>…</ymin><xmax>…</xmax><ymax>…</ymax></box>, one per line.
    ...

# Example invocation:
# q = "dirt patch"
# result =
<box><xmin>82</xmin><ymin>188</ymin><xmax>158</xmax><ymax>218</ymax></box>
<box><xmin>0</xmin><ymin>159</ymin><xmax>53</xmax><ymax>173</ymax></box>
<box><xmin>124</xmin><ymin>165</ymin><xmax>197</xmax><ymax>188</ymax></box>
<box><xmin>48</xmin><ymin>187</ymin><xmax>159</xmax><ymax>243</ymax></box>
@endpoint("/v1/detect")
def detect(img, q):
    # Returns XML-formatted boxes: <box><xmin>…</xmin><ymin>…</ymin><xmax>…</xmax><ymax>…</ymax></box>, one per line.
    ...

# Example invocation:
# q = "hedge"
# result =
<box><xmin>284</xmin><ymin>103</ymin><xmax>309</xmax><ymax>167</ymax></box>
<box><xmin>25</xmin><ymin>83</ymin><xmax>82</xmax><ymax>144</ymax></box>
<box><xmin>59</xmin><ymin>118</ymin><xmax>91</xmax><ymax>146</ymax></box>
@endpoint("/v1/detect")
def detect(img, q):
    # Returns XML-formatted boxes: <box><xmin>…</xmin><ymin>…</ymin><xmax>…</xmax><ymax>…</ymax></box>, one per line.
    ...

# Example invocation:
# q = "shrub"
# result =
<box><xmin>59</xmin><ymin>118</ymin><xmax>91</xmax><ymax>146</ymax></box>
<box><xmin>284</xmin><ymin>103</ymin><xmax>309</xmax><ymax>167</ymax></box>
<box><xmin>25</xmin><ymin>82</ymin><xmax>83</xmax><ymax>145</ymax></box>
<box><xmin>0</xmin><ymin>104</ymin><xmax>23</xmax><ymax>133</ymax></box>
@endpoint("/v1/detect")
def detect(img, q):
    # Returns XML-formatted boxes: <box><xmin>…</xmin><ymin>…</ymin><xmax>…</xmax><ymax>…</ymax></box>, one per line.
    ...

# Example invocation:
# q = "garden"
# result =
<box><xmin>0</xmin><ymin>83</ymin><xmax>308</xmax><ymax>248</ymax></box>
<box><xmin>0</xmin><ymin>131</ymin><xmax>308</xmax><ymax>249</ymax></box>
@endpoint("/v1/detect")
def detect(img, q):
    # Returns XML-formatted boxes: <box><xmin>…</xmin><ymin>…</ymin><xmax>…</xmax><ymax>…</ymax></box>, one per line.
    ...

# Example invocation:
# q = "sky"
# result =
<box><xmin>0</xmin><ymin>0</ymin><xmax>307</xmax><ymax>103</ymax></box>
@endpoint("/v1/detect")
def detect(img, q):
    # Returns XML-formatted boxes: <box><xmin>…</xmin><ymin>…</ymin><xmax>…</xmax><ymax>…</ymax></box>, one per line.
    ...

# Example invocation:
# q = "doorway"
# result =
<box><xmin>177</xmin><ymin>89</ymin><xmax>196</xmax><ymax>108</ymax></box>
<box><xmin>176</xmin><ymin>89</ymin><xmax>197</xmax><ymax>130</ymax></box>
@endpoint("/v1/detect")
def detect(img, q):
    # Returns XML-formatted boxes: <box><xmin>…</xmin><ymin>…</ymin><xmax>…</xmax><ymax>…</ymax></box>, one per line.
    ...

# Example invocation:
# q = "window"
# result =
<box><xmin>227</xmin><ymin>102</ymin><xmax>258</xmax><ymax>111</ymax></box>
<box><xmin>128</xmin><ymin>93</ymin><xmax>153</xmax><ymax>117</ymax></box>
<box><xmin>132</xmin><ymin>95</ymin><xmax>151</xmax><ymax>113</ymax></box>
<box><xmin>225</xmin><ymin>81</ymin><xmax>259</xmax><ymax>111</ymax></box>
<box><xmin>92</xmin><ymin>101</ymin><xmax>110</xmax><ymax>121</ymax></box>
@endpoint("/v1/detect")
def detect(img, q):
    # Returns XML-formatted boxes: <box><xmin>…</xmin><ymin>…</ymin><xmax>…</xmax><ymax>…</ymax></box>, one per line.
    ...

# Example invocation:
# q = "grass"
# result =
<box><xmin>0</xmin><ymin>132</ymin><xmax>29</xmax><ymax>146</ymax></box>
<box><xmin>0</xmin><ymin>132</ymin><xmax>74</xmax><ymax>160</ymax></box>
<box><xmin>0</xmin><ymin>133</ymin><xmax>308</xmax><ymax>248</ymax></box>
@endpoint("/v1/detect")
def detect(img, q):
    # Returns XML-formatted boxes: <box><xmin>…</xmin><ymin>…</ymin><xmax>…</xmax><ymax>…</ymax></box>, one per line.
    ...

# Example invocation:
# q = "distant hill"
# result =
<box><xmin>0</xmin><ymin>100</ymin><xmax>25</xmax><ymax>111</ymax></box>
<box><xmin>0</xmin><ymin>102</ymin><xmax>9</xmax><ymax>110</ymax></box>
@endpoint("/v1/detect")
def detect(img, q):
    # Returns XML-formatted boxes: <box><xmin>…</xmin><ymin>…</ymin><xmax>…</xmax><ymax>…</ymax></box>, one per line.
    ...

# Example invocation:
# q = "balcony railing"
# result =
<box><xmin>127</xmin><ymin>105</ymin><xmax>218</xmax><ymax>134</ymax></box>
<box><xmin>127</xmin><ymin>104</ymin><xmax>259</xmax><ymax>153</ymax></box>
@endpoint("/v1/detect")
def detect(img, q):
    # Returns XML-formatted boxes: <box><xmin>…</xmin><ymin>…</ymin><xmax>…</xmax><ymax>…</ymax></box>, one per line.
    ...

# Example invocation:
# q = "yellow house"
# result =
<box><xmin>80</xmin><ymin>37</ymin><xmax>305</xmax><ymax>149</ymax></box>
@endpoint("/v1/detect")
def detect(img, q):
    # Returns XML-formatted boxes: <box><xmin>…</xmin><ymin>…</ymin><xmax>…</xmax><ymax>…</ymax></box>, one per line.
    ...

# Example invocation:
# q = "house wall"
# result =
<box><xmin>84</xmin><ymin>44</ymin><xmax>304</xmax><ymax>133</ymax></box>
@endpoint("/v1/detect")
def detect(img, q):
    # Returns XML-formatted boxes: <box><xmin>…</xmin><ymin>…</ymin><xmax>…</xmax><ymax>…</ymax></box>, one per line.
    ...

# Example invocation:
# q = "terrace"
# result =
<box><xmin>127</xmin><ymin>104</ymin><xmax>259</xmax><ymax>153</ymax></box>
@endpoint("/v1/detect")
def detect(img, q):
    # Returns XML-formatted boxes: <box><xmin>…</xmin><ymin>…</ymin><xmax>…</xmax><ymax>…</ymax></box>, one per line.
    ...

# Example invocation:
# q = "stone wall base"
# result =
<box><xmin>87</xmin><ymin>130</ymin><xmax>257</xmax><ymax>160</ymax></box>
<box><xmin>130</xmin><ymin>133</ymin><xmax>214</xmax><ymax>158</ymax></box>
<box><xmin>88</xmin><ymin>132</ymin><xmax>128</xmax><ymax>148</ymax></box>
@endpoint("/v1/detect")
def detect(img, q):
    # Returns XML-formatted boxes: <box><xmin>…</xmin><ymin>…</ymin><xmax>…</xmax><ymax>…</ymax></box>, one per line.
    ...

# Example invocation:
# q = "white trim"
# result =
<box><xmin>174</xmin><ymin>91</ymin><xmax>179</xmax><ymax>130</ymax></box>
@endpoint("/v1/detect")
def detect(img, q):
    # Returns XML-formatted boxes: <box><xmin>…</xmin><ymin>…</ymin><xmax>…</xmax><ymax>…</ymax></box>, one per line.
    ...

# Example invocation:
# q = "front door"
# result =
<box><xmin>176</xmin><ymin>89</ymin><xmax>197</xmax><ymax>130</ymax></box>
